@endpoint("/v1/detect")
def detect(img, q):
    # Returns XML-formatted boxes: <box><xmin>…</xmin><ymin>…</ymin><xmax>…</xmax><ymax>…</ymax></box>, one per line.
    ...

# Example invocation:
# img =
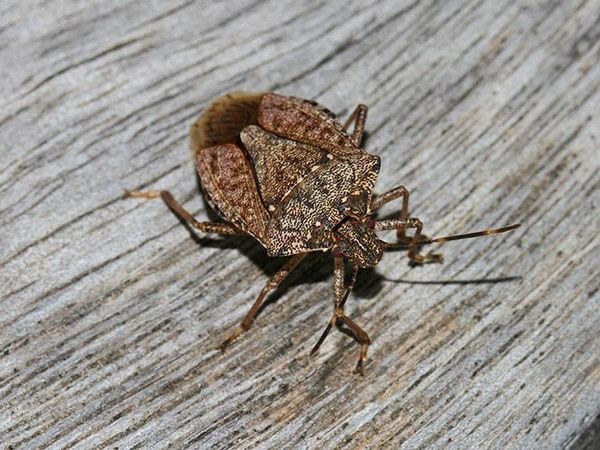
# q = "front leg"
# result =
<box><xmin>370</xmin><ymin>185</ymin><xmax>410</xmax><ymax>240</ymax></box>
<box><xmin>371</xmin><ymin>187</ymin><xmax>444</xmax><ymax>263</ymax></box>
<box><xmin>310</xmin><ymin>257</ymin><xmax>370</xmax><ymax>375</ymax></box>
<box><xmin>375</xmin><ymin>218</ymin><xmax>444</xmax><ymax>265</ymax></box>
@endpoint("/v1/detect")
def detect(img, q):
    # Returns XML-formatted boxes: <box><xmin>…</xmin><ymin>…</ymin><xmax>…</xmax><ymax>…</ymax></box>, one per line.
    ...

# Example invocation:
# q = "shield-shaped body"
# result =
<box><xmin>192</xmin><ymin>92</ymin><xmax>380</xmax><ymax>256</ymax></box>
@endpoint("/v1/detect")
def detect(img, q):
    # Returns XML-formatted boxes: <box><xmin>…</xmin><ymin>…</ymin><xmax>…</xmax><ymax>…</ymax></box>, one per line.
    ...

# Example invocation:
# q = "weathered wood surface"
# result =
<box><xmin>1</xmin><ymin>0</ymin><xmax>599</xmax><ymax>448</ymax></box>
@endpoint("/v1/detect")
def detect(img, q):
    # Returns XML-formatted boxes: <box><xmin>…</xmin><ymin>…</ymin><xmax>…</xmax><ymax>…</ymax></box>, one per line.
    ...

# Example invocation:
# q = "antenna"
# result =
<box><xmin>418</xmin><ymin>223</ymin><xmax>521</xmax><ymax>245</ymax></box>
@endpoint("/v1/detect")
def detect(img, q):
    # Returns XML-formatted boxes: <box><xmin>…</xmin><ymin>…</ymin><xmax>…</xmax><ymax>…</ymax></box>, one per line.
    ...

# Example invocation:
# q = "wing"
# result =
<box><xmin>195</xmin><ymin>143</ymin><xmax>270</xmax><ymax>246</ymax></box>
<box><xmin>190</xmin><ymin>92</ymin><xmax>264</xmax><ymax>151</ymax></box>
<box><xmin>240</xmin><ymin>125</ymin><xmax>329</xmax><ymax>209</ymax></box>
<box><xmin>257</xmin><ymin>93</ymin><xmax>362</xmax><ymax>156</ymax></box>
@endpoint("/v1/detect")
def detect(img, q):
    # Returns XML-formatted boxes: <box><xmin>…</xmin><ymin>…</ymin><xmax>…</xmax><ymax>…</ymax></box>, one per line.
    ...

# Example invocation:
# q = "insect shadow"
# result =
<box><xmin>380</xmin><ymin>275</ymin><xmax>522</xmax><ymax>285</ymax></box>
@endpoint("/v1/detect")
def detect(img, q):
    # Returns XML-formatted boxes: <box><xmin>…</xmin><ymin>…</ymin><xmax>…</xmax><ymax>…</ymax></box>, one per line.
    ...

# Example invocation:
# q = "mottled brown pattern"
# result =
<box><xmin>240</xmin><ymin>125</ymin><xmax>325</xmax><ymax>208</ymax></box>
<box><xmin>332</xmin><ymin>220</ymin><xmax>385</xmax><ymax>269</ymax></box>
<box><xmin>193</xmin><ymin>92</ymin><xmax>381</xmax><ymax>257</ymax></box>
<box><xmin>258</xmin><ymin>92</ymin><xmax>362</xmax><ymax>155</ymax></box>
<box><xmin>195</xmin><ymin>143</ymin><xmax>270</xmax><ymax>245</ymax></box>
<box><xmin>266</xmin><ymin>154</ymin><xmax>380</xmax><ymax>255</ymax></box>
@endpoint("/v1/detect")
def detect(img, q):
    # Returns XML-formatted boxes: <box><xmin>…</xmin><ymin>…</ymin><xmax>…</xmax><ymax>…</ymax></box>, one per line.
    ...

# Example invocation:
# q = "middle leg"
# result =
<box><xmin>220</xmin><ymin>253</ymin><xmax>307</xmax><ymax>351</ymax></box>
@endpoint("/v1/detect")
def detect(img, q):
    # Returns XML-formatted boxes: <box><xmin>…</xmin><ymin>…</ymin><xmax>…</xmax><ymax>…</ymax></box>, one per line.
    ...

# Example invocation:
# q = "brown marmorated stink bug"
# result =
<box><xmin>126</xmin><ymin>92</ymin><xmax>520</xmax><ymax>375</ymax></box>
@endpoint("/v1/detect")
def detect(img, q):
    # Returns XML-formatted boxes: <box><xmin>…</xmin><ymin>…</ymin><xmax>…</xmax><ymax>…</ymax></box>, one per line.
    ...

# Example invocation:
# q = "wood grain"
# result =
<box><xmin>1</xmin><ymin>1</ymin><xmax>599</xmax><ymax>448</ymax></box>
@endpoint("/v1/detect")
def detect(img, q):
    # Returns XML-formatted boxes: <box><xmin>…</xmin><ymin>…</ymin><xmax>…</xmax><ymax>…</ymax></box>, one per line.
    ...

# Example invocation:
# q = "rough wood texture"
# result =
<box><xmin>1</xmin><ymin>1</ymin><xmax>599</xmax><ymax>448</ymax></box>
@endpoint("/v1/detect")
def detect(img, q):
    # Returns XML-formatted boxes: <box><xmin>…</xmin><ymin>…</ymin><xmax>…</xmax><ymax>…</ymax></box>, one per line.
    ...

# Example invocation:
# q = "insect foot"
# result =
<box><xmin>126</xmin><ymin>91</ymin><xmax>520</xmax><ymax>374</ymax></box>
<box><xmin>219</xmin><ymin>327</ymin><xmax>244</xmax><ymax>353</ymax></box>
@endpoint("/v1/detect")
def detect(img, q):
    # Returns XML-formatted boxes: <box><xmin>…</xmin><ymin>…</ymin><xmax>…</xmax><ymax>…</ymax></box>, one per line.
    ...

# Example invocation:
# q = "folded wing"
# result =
<box><xmin>257</xmin><ymin>93</ymin><xmax>362</xmax><ymax>156</ymax></box>
<box><xmin>195</xmin><ymin>143</ymin><xmax>270</xmax><ymax>246</ymax></box>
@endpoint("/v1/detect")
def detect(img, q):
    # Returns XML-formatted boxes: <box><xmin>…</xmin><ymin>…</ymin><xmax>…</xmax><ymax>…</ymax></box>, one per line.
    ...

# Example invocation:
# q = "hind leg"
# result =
<box><xmin>125</xmin><ymin>189</ymin><xmax>238</xmax><ymax>235</ymax></box>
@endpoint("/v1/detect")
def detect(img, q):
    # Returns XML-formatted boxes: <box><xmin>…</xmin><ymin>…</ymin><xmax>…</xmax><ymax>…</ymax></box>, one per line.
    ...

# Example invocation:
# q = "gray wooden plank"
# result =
<box><xmin>0</xmin><ymin>0</ymin><xmax>599</xmax><ymax>448</ymax></box>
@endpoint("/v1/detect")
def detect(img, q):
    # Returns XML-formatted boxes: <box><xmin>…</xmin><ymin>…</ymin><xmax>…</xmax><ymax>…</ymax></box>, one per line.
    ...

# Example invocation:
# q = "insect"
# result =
<box><xmin>126</xmin><ymin>92</ymin><xmax>520</xmax><ymax>375</ymax></box>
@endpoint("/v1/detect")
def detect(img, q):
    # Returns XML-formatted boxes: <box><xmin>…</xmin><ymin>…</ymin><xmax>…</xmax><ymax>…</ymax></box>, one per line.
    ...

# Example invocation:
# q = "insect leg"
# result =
<box><xmin>342</xmin><ymin>104</ymin><xmax>368</xmax><ymax>145</ymax></box>
<box><xmin>310</xmin><ymin>257</ymin><xmax>349</xmax><ymax>355</ymax></box>
<box><xmin>311</xmin><ymin>258</ymin><xmax>370</xmax><ymax>375</ymax></box>
<box><xmin>405</xmin><ymin>218</ymin><xmax>444</xmax><ymax>264</ymax></box>
<box><xmin>338</xmin><ymin>315</ymin><xmax>371</xmax><ymax>376</ymax></box>
<box><xmin>219</xmin><ymin>253</ymin><xmax>306</xmax><ymax>352</ymax></box>
<box><xmin>375</xmin><ymin>218</ymin><xmax>444</xmax><ymax>265</ymax></box>
<box><xmin>125</xmin><ymin>189</ymin><xmax>238</xmax><ymax>235</ymax></box>
<box><xmin>370</xmin><ymin>185</ymin><xmax>410</xmax><ymax>240</ymax></box>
